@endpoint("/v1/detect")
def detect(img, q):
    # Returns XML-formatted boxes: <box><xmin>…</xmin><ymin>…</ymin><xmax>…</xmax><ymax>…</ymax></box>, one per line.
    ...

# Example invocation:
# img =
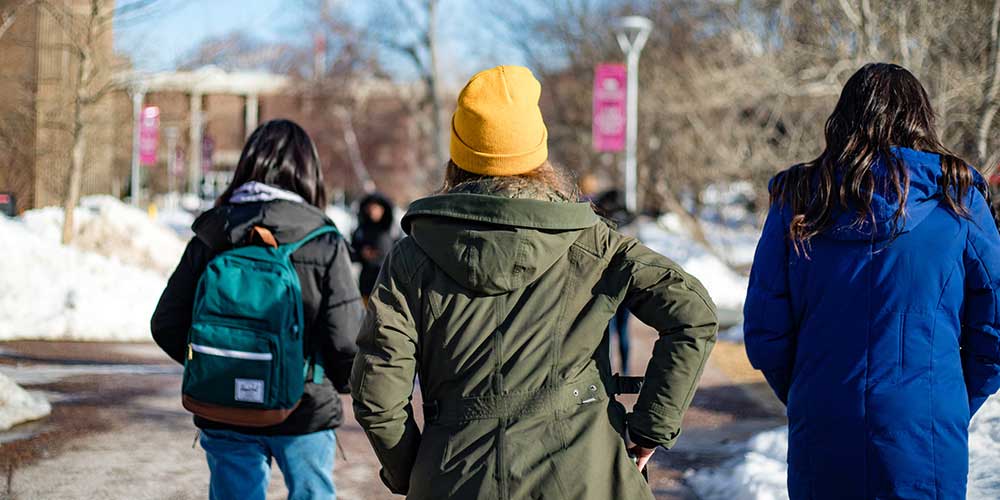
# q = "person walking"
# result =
<box><xmin>350</xmin><ymin>65</ymin><xmax>718</xmax><ymax>500</ymax></box>
<box><xmin>744</xmin><ymin>63</ymin><xmax>1000</xmax><ymax>499</ymax></box>
<box><xmin>351</xmin><ymin>192</ymin><xmax>397</xmax><ymax>300</ymax></box>
<box><xmin>151</xmin><ymin>119</ymin><xmax>363</xmax><ymax>500</ymax></box>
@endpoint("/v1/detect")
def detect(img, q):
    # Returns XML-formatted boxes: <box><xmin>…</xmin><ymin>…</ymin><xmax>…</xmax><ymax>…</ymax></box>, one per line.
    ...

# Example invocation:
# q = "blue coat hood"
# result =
<box><xmin>827</xmin><ymin>147</ymin><xmax>985</xmax><ymax>241</ymax></box>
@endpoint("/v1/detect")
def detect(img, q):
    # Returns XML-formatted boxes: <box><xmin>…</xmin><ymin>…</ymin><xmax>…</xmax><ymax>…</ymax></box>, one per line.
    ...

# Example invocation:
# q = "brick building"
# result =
<box><xmin>0</xmin><ymin>0</ymin><xmax>123</xmax><ymax>212</ymax></box>
<box><xmin>0</xmin><ymin>1</ymin><xmax>430</xmax><ymax>211</ymax></box>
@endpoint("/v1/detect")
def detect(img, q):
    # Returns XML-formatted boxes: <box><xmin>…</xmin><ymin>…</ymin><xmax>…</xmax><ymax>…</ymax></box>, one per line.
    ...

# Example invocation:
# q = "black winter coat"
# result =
<box><xmin>151</xmin><ymin>200</ymin><xmax>364</xmax><ymax>435</ymax></box>
<box><xmin>351</xmin><ymin>192</ymin><xmax>398</xmax><ymax>296</ymax></box>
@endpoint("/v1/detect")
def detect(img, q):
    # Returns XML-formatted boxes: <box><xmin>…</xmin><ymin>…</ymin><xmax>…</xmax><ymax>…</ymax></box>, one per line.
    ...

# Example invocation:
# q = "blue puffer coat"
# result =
<box><xmin>744</xmin><ymin>147</ymin><xmax>1000</xmax><ymax>499</ymax></box>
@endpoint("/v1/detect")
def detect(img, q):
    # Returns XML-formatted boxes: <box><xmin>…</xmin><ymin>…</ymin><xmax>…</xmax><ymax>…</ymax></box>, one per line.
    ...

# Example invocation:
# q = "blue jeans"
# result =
<box><xmin>610</xmin><ymin>307</ymin><xmax>631</xmax><ymax>372</ymax></box>
<box><xmin>200</xmin><ymin>428</ymin><xmax>336</xmax><ymax>500</ymax></box>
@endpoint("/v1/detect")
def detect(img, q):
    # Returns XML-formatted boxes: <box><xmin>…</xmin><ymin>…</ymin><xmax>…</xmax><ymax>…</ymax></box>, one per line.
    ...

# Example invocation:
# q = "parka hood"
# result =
<box><xmin>357</xmin><ymin>192</ymin><xmax>395</xmax><ymax>231</ymax></box>
<box><xmin>402</xmin><ymin>193</ymin><xmax>599</xmax><ymax>295</ymax></box>
<box><xmin>192</xmin><ymin>199</ymin><xmax>334</xmax><ymax>251</ymax></box>
<box><xmin>816</xmin><ymin>147</ymin><xmax>985</xmax><ymax>241</ymax></box>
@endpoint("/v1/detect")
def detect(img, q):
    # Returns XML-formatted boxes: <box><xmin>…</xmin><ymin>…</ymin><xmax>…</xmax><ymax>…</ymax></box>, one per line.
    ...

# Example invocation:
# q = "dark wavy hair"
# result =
<box><xmin>772</xmin><ymin>63</ymin><xmax>976</xmax><ymax>253</ymax></box>
<box><xmin>218</xmin><ymin>119</ymin><xmax>327</xmax><ymax>208</ymax></box>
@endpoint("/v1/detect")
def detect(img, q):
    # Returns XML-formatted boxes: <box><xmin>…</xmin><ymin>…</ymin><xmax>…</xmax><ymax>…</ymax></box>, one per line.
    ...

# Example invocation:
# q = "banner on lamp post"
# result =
<box><xmin>139</xmin><ymin>106</ymin><xmax>160</xmax><ymax>166</ymax></box>
<box><xmin>592</xmin><ymin>63</ymin><xmax>627</xmax><ymax>152</ymax></box>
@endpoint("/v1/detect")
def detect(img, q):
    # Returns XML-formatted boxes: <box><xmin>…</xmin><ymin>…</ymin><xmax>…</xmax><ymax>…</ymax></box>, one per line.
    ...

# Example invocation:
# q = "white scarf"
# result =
<box><xmin>229</xmin><ymin>181</ymin><xmax>305</xmax><ymax>204</ymax></box>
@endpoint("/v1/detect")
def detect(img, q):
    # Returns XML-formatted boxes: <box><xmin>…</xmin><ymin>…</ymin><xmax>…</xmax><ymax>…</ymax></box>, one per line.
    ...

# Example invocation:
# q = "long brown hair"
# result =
<box><xmin>441</xmin><ymin>160</ymin><xmax>580</xmax><ymax>202</ymax></box>
<box><xmin>772</xmin><ymin>63</ymin><xmax>975</xmax><ymax>253</ymax></box>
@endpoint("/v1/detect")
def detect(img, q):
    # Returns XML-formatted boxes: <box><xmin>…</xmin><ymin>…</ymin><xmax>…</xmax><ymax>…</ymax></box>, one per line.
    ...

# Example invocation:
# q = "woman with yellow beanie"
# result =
<box><xmin>351</xmin><ymin>65</ymin><xmax>718</xmax><ymax>499</ymax></box>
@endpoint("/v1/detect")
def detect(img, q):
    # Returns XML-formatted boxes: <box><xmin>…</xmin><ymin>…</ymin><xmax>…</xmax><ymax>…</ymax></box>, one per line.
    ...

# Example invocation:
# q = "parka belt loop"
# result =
<box><xmin>423</xmin><ymin>373</ymin><xmax>609</xmax><ymax>425</ymax></box>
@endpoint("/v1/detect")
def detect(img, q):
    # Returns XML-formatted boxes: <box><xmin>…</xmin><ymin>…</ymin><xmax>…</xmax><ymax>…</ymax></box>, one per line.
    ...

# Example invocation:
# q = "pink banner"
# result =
<box><xmin>592</xmin><ymin>63</ymin><xmax>627</xmax><ymax>152</ymax></box>
<box><xmin>139</xmin><ymin>106</ymin><xmax>160</xmax><ymax>166</ymax></box>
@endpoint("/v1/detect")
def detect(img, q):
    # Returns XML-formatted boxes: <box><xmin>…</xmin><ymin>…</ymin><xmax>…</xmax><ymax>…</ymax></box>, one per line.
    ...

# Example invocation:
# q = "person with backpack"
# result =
<box><xmin>744</xmin><ymin>63</ymin><xmax>1000</xmax><ymax>499</ymax></box>
<box><xmin>350</xmin><ymin>65</ymin><xmax>718</xmax><ymax>499</ymax></box>
<box><xmin>351</xmin><ymin>192</ymin><xmax>398</xmax><ymax>300</ymax></box>
<box><xmin>151</xmin><ymin>119</ymin><xmax>363</xmax><ymax>500</ymax></box>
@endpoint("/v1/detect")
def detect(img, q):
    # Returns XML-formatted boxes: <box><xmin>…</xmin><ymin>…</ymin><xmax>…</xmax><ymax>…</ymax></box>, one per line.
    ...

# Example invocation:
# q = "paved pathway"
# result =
<box><xmin>0</xmin><ymin>323</ymin><xmax>784</xmax><ymax>500</ymax></box>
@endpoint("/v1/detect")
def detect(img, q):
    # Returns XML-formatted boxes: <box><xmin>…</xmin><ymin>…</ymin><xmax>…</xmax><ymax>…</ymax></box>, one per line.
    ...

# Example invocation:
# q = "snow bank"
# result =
<box><xmin>658</xmin><ymin>213</ymin><xmax>759</xmax><ymax>270</ymax></box>
<box><xmin>0</xmin><ymin>215</ymin><xmax>166</xmax><ymax>341</ymax></box>
<box><xmin>686</xmin><ymin>426</ymin><xmax>789</xmax><ymax>500</ymax></box>
<box><xmin>687</xmin><ymin>394</ymin><xmax>1000</xmax><ymax>499</ymax></box>
<box><xmin>20</xmin><ymin>196</ymin><xmax>186</xmax><ymax>276</ymax></box>
<box><xmin>326</xmin><ymin>204</ymin><xmax>356</xmax><ymax>236</ymax></box>
<box><xmin>969</xmin><ymin>393</ymin><xmax>1000</xmax><ymax>498</ymax></box>
<box><xmin>0</xmin><ymin>372</ymin><xmax>51</xmax><ymax>431</ymax></box>
<box><xmin>637</xmin><ymin>221</ymin><xmax>750</xmax><ymax>314</ymax></box>
<box><xmin>157</xmin><ymin>207</ymin><xmax>196</xmax><ymax>239</ymax></box>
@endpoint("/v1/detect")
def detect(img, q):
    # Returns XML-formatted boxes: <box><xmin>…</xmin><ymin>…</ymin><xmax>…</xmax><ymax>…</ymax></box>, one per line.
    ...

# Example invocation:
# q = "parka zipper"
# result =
<box><xmin>494</xmin><ymin>294</ymin><xmax>508</xmax><ymax>500</ymax></box>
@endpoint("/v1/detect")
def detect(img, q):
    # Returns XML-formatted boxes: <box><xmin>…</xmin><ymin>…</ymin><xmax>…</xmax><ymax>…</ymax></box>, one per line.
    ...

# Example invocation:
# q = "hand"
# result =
<box><xmin>628</xmin><ymin>445</ymin><xmax>656</xmax><ymax>471</ymax></box>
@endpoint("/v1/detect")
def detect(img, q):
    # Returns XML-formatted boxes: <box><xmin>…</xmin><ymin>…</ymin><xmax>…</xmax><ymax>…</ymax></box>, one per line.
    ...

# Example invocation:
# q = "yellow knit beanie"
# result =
<box><xmin>450</xmin><ymin>65</ymin><xmax>549</xmax><ymax>176</ymax></box>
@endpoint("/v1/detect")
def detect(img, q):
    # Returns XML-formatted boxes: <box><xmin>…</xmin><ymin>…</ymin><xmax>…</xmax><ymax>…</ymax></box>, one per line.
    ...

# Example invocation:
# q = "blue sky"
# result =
<box><xmin>115</xmin><ymin>0</ymin><xmax>296</xmax><ymax>71</ymax></box>
<box><xmin>113</xmin><ymin>0</ymin><xmax>530</xmax><ymax>84</ymax></box>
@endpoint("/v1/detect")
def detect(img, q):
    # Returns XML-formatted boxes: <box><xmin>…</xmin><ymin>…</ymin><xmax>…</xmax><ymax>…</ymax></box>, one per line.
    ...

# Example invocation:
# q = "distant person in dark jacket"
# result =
<box><xmin>351</xmin><ymin>192</ymin><xmax>397</xmax><ymax>298</ymax></box>
<box><xmin>745</xmin><ymin>63</ymin><xmax>1000</xmax><ymax>499</ymax></box>
<box><xmin>151</xmin><ymin>119</ymin><xmax>363</xmax><ymax>500</ymax></box>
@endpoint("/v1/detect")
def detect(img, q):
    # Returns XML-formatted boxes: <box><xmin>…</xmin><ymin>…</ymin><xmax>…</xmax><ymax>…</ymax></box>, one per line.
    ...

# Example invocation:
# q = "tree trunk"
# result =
<box><xmin>977</xmin><ymin>0</ymin><xmax>1000</xmax><ymax>168</ymax></box>
<box><xmin>61</xmin><ymin>0</ymin><xmax>97</xmax><ymax>245</ymax></box>
<box><xmin>61</xmin><ymin>128</ymin><xmax>85</xmax><ymax>245</ymax></box>
<box><xmin>659</xmin><ymin>186</ymin><xmax>712</xmax><ymax>251</ymax></box>
<box><xmin>426</xmin><ymin>0</ymin><xmax>445</xmax><ymax>172</ymax></box>
<box><xmin>335</xmin><ymin>106</ymin><xmax>376</xmax><ymax>193</ymax></box>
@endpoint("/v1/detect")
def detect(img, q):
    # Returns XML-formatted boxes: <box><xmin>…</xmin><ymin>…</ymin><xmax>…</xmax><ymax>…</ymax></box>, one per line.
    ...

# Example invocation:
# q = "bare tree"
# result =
<box><xmin>365</xmin><ymin>0</ymin><xmax>446</xmax><ymax>177</ymax></box>
<box><xmin>978</xmin><ymin>0</ymin><xmax>1000</xmax><ymax>172</ymax></box>
<box><xmin>36</xmin><ymin>0</ymin><xmax>159</xmax><ymax>244</ymax></box>
<box><xmin>488</xmin><ymin>0</ymin><xmax>1000</xmax><ymax>258</ymax></box>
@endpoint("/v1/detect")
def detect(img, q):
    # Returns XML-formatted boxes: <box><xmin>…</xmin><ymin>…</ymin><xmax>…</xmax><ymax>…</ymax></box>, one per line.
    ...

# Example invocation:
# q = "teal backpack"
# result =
<box><xmin>181</xmin><ymin>225</ymin><xmax>338</xmax><ymax>427</ymax></box>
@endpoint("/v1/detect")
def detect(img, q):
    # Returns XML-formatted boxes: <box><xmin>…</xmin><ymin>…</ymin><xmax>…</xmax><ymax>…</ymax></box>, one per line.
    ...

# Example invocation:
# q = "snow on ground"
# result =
<box><xmin>20</xmin><ymin>196</ymin><xmax>187</xmax><ymax>276</ymax></box>
<box><xmin>685</xmin><ymin>426</ymin><xmax>789</xmax><ymax>500</ymax></box>
<box><xmin>637</xmin><ymin>220</ymin><xmax>752</xmax><ymax>316</ymax></box>
<box><xmin>157</xmin><ymin>206</ymin><xmax>196</xmax><ymax>239</ymax></box>
<box><xmin>0</xmin><ymin>211</ymin><xmax>167</xmax><ymax>342</ymax></box>
<box><xmin>326</xmin><ymin>204</ymin><xmax>357</xmax><ymax>235</ymax></box>
<box><xmin>657</xmin><ymin>213</ymin><xmax>759</xmax><ymax>270</ymax></box>
<box><xmin>968</xmin><ymin>393</ymin><xmax>1000</xmax><ymax>498</ymax></box>
<box><xmin>0</xmin><ymin>372</ymin><xmax>51</xmax><ymax>431</ymax></box>
<box><xmin>636</xmin><ymin>182</ymin><xmax>762</xmax><ymax>321</ymax></box>
<box><xmin>686</xmin><ymin>393</ymin><xmax>1000</xmax><ymax>499</ymax></box>
<box><xmin>691</xmin><ymin>181</ymin><xmax>762</xmax><ymax>269</ymax></box>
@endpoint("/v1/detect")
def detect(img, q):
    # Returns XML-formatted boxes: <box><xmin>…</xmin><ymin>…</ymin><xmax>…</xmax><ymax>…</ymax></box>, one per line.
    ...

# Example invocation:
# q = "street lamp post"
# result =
<box><xmin>129</xmin><ymin>85</ymin><xmax>145</xmax><ymax>207</ymax></box>
<box><xmin>615</xmin><ymin>16</ymin><xmax>652</xmax><ymax>215</ymax></box>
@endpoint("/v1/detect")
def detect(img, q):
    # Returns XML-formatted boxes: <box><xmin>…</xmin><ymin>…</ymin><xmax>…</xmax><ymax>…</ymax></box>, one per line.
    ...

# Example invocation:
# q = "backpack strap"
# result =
<box><xmin>277</xmin><ymin>225</ymin><xmax>340</xmax><ymax>258</ymax></box>
<box><xmin>280</xmin><ymin>225</ymin><xmax>338</xmax><ymax>384</ymax></box>
<box><xmin>247</xmin><ymin>226</ymin><xmax>279</xmax><ymax>248</ymax></box>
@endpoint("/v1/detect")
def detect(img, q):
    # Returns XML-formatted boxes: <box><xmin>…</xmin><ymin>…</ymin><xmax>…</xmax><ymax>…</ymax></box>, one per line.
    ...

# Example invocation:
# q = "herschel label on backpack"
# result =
<box><xmin>181</xmin><ymin>225</ymin><xmax>337</xmax><ymax>427</ymax></box>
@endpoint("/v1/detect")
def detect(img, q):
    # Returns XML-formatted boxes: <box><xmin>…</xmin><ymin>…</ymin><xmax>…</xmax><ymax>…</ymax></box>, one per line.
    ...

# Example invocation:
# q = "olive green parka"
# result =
<box><xmin>351</xmin><ymin>193</ymin><xmax>718</xmax><ymax>499</ymax></box>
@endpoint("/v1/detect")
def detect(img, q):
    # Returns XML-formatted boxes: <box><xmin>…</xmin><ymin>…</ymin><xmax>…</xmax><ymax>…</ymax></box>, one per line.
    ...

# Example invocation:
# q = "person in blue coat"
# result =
<box><xmin>744</xmin><ymin>62</ymin><xmax>1000</xmax><ymax>499</ymax></box>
